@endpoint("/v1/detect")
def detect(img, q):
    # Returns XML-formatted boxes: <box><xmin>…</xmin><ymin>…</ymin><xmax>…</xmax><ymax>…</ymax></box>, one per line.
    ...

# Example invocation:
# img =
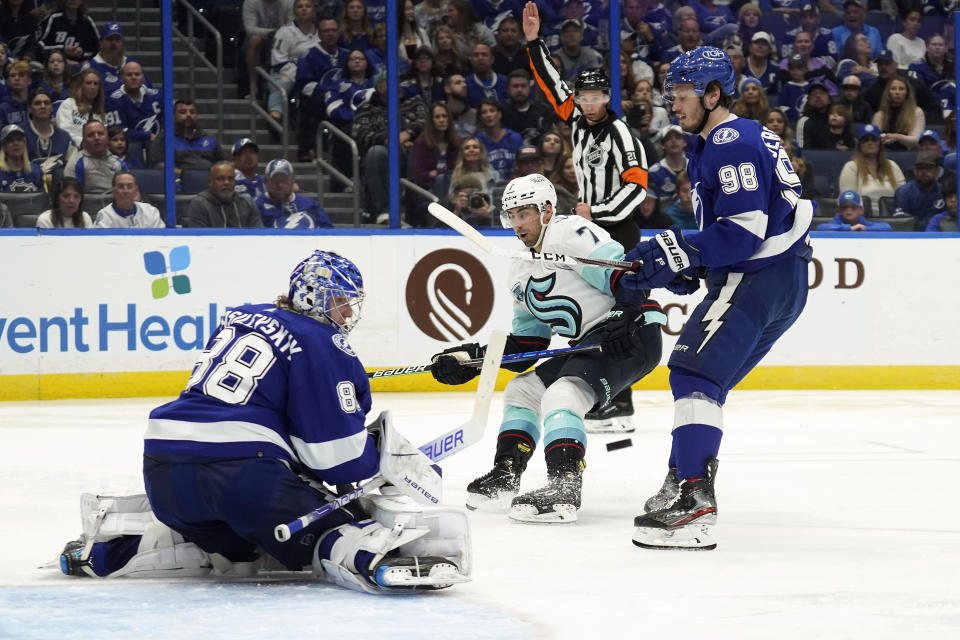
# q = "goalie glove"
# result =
<box><xmin>621</xmin><ymin>226</ymin><xmax>702</xmax><ymax>292</ymax></box>
<box><xmin>429</xmin><ymin>343</ymin><xmax>484</xmax><ymax>385</ymax></box>
<box><xmin>600</xmin><ymin>303</ymin><xmax>648</xmax><ymax>361</ymax></box>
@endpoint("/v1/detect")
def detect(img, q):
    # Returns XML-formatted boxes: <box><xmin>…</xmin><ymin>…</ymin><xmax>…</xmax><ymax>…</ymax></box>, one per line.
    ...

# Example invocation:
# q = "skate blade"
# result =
<box><xmin>631</xmin><ymin>524</ymin><xmax>716</xmax><ymax>550</ymax></box>
<box><xmin>465</xmin><ymin>490</ymin><xmax>516</xmax><ymax>512</ymax></box>
<box><xmin>375</xmin><ymin>562</ymin><xmax>470</xmax><ymax>589</ymax></box>
<box><xmin>584</xmin><ymin>417</ymin><xmax>635</xmax><ymax>434</ymax></box>
<box><xmin>508</xmin><ymin>503</ymin><xmax>578</xmax><ymax>524</ymax></box>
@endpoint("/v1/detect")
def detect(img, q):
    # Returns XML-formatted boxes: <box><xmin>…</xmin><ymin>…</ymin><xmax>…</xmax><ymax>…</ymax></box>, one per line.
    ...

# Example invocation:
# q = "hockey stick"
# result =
<box><xmin>367</xmin><ymin>343</ymin><xmax>602</xmax><ymax>379</ymax></box>
<box><xmin>274</xmin><ymin>330</ymin><xmax>507</xmax><ymax>542</ymax></box>
<box><xmin>427</xmin><ymin>202</ymin><xmax>642</xmax><ymax>272</ymax></box>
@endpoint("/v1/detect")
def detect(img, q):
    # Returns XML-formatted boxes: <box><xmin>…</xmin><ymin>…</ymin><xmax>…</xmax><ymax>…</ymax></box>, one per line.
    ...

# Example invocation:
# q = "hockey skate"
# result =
<box><xmin>643</xmin><ymin>467</ymin><xmax>680</xmax><ymax>513</ymax></box>
<box><xmin>632</xmin><ymin>459</ymin><xmax>718</xmax><ymax>550</ymax></box>
<box><xmin>59</xmin><ymin>538</ymin><xmax>94</xmax><ymax>577</ymax></box>
<box><xmin>509</xmin><ymin>459</ymin><xmax>584</xmax><ymax>524</ymax></box>
<box><xmin>584</xmin><ymin>399</ymin><xmax>635</xmax><ymax>434</ymax></box>
<box><xmin>465</xmin><ymin>433</ymin><xmax>533</xmax><ymax>511</ymax></box>
<box><xmin>372</xmin><ymin>555</ymin><xmax>466</xmax><ymax>589</ymax></box>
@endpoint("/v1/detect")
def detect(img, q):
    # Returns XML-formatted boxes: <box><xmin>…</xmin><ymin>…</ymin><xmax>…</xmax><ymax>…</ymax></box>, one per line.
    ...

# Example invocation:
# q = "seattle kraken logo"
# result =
<box><xmin>525</xmin><ymin>274</ymin><xmax>582</xmax><ymax>338</ymax></box>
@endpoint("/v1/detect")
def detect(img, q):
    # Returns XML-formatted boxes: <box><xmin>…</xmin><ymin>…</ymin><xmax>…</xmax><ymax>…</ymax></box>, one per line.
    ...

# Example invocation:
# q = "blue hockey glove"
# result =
<box><xmin>665</xmin><ymin>273</ymin><xmax>701</xmax><ymax>296</ymax></box>
<box><xmin>622</xmin><ymin>226</ymin><xmax>701</xmax><ymax>291</ymax></box>
<box><xmin>600</xmin><ymin>303</ymin><xmax>647</xmax><ymax>361</ymax></box>
<box><xmin>429</xmin><ymin>343</ymin><xmax>484</xmax><ymax>385</ymax></box>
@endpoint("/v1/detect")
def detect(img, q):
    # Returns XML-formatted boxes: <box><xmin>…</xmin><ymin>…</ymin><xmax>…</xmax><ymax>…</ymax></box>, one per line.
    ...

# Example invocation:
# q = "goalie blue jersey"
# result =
<box><xmin>144</xmin><ymin>303</ymin><xmax>379</xmax><ymax>485</ymax></box>
<box><xmin>685</xmin><ymin>116</ymin><xmax>813</xmax><ymax>273</ymax></box>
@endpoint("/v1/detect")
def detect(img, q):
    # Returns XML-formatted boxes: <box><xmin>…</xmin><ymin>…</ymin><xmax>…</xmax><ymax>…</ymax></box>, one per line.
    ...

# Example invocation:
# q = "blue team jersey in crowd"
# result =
<box><xmin>685</xmin><ymin>116</ymin><xmax>812</xmax><ymax>273</ymax></box>
<box><xmin>235</xmin><ymin>171</ymin><xmax>265</xmax><ymax>201</ymax></box>
<box><xmin>105</xmin><ymin>86</ymin><xmax>162</xmax><ymax>144</ymax></box>
<box><xmin>256</xmin><ymin>193</ymin><xmax>334</xmax><ymax>229</ymax></box>
<box><xmin>648</xmin><ymin>156</ymin><xmax>688</xmax><ymax>200</ymax></box>
<box><xmin>465</xmin><ymin>73</ymin><xmax>509</xmax><ymax>108</ymax></box>
<box><xmin>477</xmin><ymin>128</ymin><xmax>523</xmax><ymax>181</ymax></box>
<box><xmin>145</xmin><ymin>303</ymin><xmax>378</xmax><ymax>485</ymax></box>
<box><xmin>0</xmin><ymin>98</ymin><xmax>28</xmax><ymax>127</ymax></box>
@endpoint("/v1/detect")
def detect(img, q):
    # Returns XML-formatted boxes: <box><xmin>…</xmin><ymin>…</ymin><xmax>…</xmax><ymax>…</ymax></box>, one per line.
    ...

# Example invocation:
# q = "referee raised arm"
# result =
<box><xmin>522</xmin><ymin>1</ymin><xmax>648</xmax><ymax>248</ymax></box>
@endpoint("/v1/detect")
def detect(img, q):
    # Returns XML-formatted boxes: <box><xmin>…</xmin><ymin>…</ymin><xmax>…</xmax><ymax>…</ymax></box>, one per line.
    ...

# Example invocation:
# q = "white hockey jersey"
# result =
<box><xmin>509</xmin><ymin>214</ymin><xmax>624</xmax><ymax>342</ymax></box>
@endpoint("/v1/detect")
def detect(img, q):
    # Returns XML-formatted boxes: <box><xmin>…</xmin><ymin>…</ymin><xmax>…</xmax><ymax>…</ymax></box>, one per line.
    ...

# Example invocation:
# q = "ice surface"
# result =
<box><xmin>1</xmin><ymin>391</ymin><xmax>959</xmax><ymax>639</ymax></box>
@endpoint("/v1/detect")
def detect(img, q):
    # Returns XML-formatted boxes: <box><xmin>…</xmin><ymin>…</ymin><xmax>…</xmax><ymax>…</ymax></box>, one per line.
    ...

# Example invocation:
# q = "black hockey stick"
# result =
<box><xmin>367</xmin><ymin>343</ymin><xmax>602</xmax><ymax>379</ymax></box>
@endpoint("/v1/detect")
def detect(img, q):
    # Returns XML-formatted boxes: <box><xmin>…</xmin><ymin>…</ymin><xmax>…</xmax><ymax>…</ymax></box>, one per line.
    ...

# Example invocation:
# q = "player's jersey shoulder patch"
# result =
<box><xmin>712</xmin><ymin>127</ymin><xmax>740</xmax><ymax>145</ymax></box>
<box><xmin>332</xmin><ymin>332</ymin><xmax>356</xmax><ymax>357</ymax></box>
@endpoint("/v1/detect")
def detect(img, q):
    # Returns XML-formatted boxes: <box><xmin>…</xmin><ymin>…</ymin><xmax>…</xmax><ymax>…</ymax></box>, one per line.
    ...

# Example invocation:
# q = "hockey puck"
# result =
<box><xmin>606</xmin><ymin>438</ymin><xmax>633</xmax><ymax>452</ymax></box>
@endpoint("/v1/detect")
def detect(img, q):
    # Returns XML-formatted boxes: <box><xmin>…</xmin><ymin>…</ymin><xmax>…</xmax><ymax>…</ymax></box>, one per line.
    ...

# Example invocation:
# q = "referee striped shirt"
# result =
<box><xmin>527</xmin><ymin>39</ymin><xmax>648</xmax><ymax>224</ymax></box>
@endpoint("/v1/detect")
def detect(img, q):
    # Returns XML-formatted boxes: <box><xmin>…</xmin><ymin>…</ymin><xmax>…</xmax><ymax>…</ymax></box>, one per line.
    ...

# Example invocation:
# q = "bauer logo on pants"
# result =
<box><xmin>405</xmin><ymin>249</ymin><xmax>494</xmax><ymax>341</ymax></box>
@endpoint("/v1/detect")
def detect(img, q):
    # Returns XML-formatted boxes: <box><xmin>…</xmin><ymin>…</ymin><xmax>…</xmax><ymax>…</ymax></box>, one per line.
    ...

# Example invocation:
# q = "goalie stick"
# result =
<box><xmin>367</xmin><ymin>343</ymin><xmax>602</xmax><ymax>379</ymax></box>
<box><xmin>274</xmin><ymin>330</ymin><xmax>507</xmax><ymax>542</ymax></box>
<box><xmin>427</xmin><ymin>202</ymin><xmax>642</xmax><ymax>272</ymax></box>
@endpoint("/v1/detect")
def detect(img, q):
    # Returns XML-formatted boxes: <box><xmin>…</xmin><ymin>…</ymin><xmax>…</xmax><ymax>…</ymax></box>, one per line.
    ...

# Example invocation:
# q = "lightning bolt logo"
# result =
<box><xmin>696</xmin><ymin>273</ymin><xmax>743</xmax><ymax>355</ymax></box>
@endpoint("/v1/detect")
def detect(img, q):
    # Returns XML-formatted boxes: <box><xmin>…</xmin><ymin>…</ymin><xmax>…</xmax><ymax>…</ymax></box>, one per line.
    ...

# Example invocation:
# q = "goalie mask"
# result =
<box><xmin>500</xmin><ymin>174</ymin><xmax>557</xmax><ymax>248</ymax></box>
<box><xmin>288</xmin><ymin>250</ymin><xmax>365</xmax><ymax>333</ymax></box>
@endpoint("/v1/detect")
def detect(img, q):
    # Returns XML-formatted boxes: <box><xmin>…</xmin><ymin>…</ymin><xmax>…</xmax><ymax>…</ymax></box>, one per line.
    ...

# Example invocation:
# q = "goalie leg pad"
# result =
<box><xmin>109</xmin><ymin>522</ymin><xmax>213</xmax><ymax>577</ymax></box>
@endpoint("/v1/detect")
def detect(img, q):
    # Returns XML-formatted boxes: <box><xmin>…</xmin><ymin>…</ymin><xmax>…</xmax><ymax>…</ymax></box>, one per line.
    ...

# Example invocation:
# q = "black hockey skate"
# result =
<box><xmin>465</xmin><ymin>432</ymin><xmax>533</xmax><ymax>511</ymax></box>
<box><xmin>509</xmin><ymin>440</ymin><xmax>585</xmax><ymax>524</ymax></box>
<box><xmin>643</xmin><ymin>467</ymin><xmax>680</xmax><ymax>513</ymax></box>
<box><xmin>59</xmin><ymin>538</ymin><xmax>94</xmax><ymax>577</ymax></box>
<box><xmin>633</xmin><ymin>459</ymin><xmax>718</xmax><ymax>550</ymax></box>
<box><xmin>584</xmin><ymin>394</ymin><xmax>635</xmax><ymax>434</ymax></box>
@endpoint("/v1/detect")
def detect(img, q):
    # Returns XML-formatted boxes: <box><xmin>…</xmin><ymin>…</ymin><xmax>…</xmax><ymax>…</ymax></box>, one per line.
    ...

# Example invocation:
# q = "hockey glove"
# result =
<box><xmin>600</xmin><ymin>303</ymin><xmax>647</xmax><ymax>361</ymax></box>
<box><xmin>621</xmin><ymin>226</ymin><xmax>701</xmax><ymax>292</ymax></box>
<box><xmin>429</xmin><ymin>342</ymin><xmax>484</xmax><ymax>385</ymax></box>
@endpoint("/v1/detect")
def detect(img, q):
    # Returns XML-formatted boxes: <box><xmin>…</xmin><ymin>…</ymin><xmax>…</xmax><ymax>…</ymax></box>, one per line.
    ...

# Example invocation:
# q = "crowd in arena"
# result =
<box><xmin>0</xmin><ymin>0</ymin><xmax>957</xmax><ymax>230</ymax></box>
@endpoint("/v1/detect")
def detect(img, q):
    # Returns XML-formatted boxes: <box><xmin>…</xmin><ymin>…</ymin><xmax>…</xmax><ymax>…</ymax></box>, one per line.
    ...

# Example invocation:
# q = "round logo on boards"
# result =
<box><xmin>405</xmin><ymin>249</ymin><xmax>495</xmax><ymax>341</ymax></box>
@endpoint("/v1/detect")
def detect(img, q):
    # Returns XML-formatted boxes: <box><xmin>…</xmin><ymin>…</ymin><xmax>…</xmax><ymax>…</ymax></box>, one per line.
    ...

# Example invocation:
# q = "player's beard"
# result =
<box><xmin>679</xmin><ymin>102</ymin><xmax>707</xmax><ymax>134</ymax></box>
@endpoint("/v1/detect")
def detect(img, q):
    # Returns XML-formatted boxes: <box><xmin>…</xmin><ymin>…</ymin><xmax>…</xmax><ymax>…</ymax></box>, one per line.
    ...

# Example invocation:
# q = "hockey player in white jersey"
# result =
<box><xmin>429</xmin><ymin>174</ymin><xmax>665</xmax><ymax>523</ymax></box>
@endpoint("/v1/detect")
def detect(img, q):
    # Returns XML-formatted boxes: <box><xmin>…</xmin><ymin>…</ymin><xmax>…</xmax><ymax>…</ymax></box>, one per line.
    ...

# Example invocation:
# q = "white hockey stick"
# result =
<box><xmin>427</xmin><ymin>202</ymin><xmax>642</xmax><ymax>272</ymax></box>
<box><xmin>274</xmin><ymin>330</ymin><xmax>506</xmax><ymax>542</ymax></box>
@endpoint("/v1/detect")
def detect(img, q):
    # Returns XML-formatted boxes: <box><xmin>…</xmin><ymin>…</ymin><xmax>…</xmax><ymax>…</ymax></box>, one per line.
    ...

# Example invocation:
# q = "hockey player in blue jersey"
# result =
<box><xmin>619</xmin><ymin>47</ymin><xmax>813</xmax><ymax>550</ymax></box>
<box><xmin>58</xmin><ymin>251</ymin><xmax>471</xmax><ymax>592</ymax></box>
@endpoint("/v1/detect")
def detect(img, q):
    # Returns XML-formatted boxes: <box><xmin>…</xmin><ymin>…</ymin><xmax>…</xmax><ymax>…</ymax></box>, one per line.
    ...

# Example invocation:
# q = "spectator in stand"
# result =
<box><xmin>34</xmin><ymin>50</ymin><xmax>71</xmax><ymax>103</ymax></box>
<box><xmin>475</xmin><ymin>98</ymin><xmax>522</xmax><ymax>181</ymax></box>
<box><xmin>510</xmin><ymin>145</ymin><xmax>545</xmax><ymax>179</ymax></box>
<box><xmin>432</xmin><ymin>25</ymin><xmax>467</xmax><ymax>77</ymax></box>
<box><xmin>451</xmin><ymin>136</ymin><xmax>497</xmax><ymax>198</ymax></box>
<box><xmin>0</xmin><ymin>124</ymin><xmax>44</xmax><ymax>192</ymax></box>
<box><xmin>689</xmin><ymin>0</ymin><xmax>737</xmax><ymax>38</ymax></box>
<box><xmin>647</xmin><ymin>125</ymin><xmax>688</xmax><ymax>205</ymax></box>
<box><xmin>414</xmin><ymin>0</ymin><xmax>446</xmax><ymax>36</ymax></box>
<box><xmin>538</xmin><ymin>129</ymin><xmax>567</xmax><ymax>177</ymax></box>
<box><xmin>183</xmin><ymin>161</ymin><xmax>263</xmax><ymax>228</ymax></box>
<box><xmin>622</xmin><ymin>45</ymin><xmax>655</xmax><ymax>86</ymax></box>
<box><xmin>732</xmin><ymin>77</ymin><xmax>770</xmax><ymax>123</ymax></box>
<box><xmin>443</xmin><ymin>73</ymin><xmax>477</xmax><ymax>138</ymax></box>
<box><xmin>57</xmin><ymin>68</ymin><xmax>105</xmax><ymax>147</ymax></box>
<box><xmin>634</xmin><ymin>189</ymin><xmax>673</xmax><ymax>230</ymax></box>
<box><xmin>778</xmin><ymin>54</ymin><xmax>812</xmax><ymax>122</ymax></box>
<box><xmin>816</xmin><ymin>189</ymin><xmax>892</xmax><ymax>231</ymax></box>
<box><xmin>24</xmin><ymin>87</ymin><xmax>74</xmax><ymax>175</ymax></box>
<box><xmin>0</xmin><ymin>0</ymin><xmax>39</xmax><ymax>60</ymax></box>
<box><xmin>622</xmin><ymin>94</ymin><xmax>660</xmax><ymax>163</ymax></box>
<box><xmin>925</xmin><ymin>180</ymin><xmax>957</xmax><ymax>232</ymax></box>
<box><xmin>406</xmin><ymin>47</ymin><xmax>444</xmax><ymax>104</ymax></box>
<box><xmin>93</xmin><ymin>171</ymin><xmax>164</xmax><ymax>228</ymax></box>
<box><xmin>549</xmin><ymin>153</ymin><xmax>578</xmax><ymax>213</ymax></box>
<box><xmin>662</xmin><ymin>169</ymin><xmax>698</xmax><ymax>230</ymax></box>
<box><xmin>147</xmin><ymin>99</ymin><xmax>223</xmax><ymax>174</ymax></box>
<box><xmin>783</xmin><ymin>3</ymin><xmax>838</xmax><ymax>62</ymax></box>
<box><xmin>352</xmin><ymin>69</ymin><xmax>426</xmax><ymax>223</ymax></box>
<box><xmin>887</xmin><ymin>8</ymin><xmax>925</xmax><ymax>70</ymax></box>
<box><xmin>36</xmin><ymin>176</ymin><xmax>92</xmax><ymax>228</ymax></box>
<box><xmin>437</xmin><ymin>175</ymin><xmax>493</xmax><ymax>228</ymax></box>
<box><xmin>894</xmin><ymin>151</ymin><xmax>944</xmax><ymax>230</ymax></box>
<box><xmin>105</xmin><ymin>61</ymin><xmax>161</xmax><ymax>151</ymax></box>
<box><xmin>323</xmin><ymin>48</ymin><xmax>375</xmax><ymax>132</ymax></box>
<box><xmin>107</xmin><ymin>126</ymin><xmax>142</xmax><ymax>169</ymax></box>
<box><xmin>866</xmin><ymin>46</ymin><xmax>938</xmax><ymax>117</ymax></box>
<box><xmin>659</xmin><ymin>18</ymin><xmax>703</xmax><ymax>63</ymax></box>
<box><xmin>34</xmin><ymin>0</ymin><xmax>99</xmax><ymax>73</ymax></box>
<box><xmin>444</xmin><ymin>0</ymin><xmax>496</xmax><ymax>60</ymax></box>
<box><xmin>744</xmin><ymin>31</ymin><xmax>780</xmax><ymax>95</ymax></box>
<box><xmin>243</xmin><ymin>0</ymin><xmax>294</xmax><ymax>99</ymax></box>
<box><xmin>839</xmin><ymin>74</ymin><xmax>873</xmax><ymax>124</ymax></box>
<box><xmin>765</xmin><ymin>109</ymin><xmax>796</xmax><ymax>149</ymax></box>
<box><xmin>294</xmin><ymin>16</ymin><xmax>348</xmax><ymax>161</ymax></box>
<box><xmin>872</xmin><ymin>76</ymin><xmax>924</xmax><ymax>151</ymax></box>
<box><xmin>796</xmin><ymin>81</ymin><xmax>835</xmax><ymax>148</ymax></box>
<box><xmin>555</xmin><ymin>20</ymin><xmax>603</xmax><ymax>81</ymax></box>
<box><xmin>917</xmin><ymin>129</ymin><xmax>947</xmax><ymax>159</ymax></box>
<box><xmin>84</xmin><ymin>22</ymin><xmax>144</xmax><ymax>96</ymax></box>
<box><xmin>734</xmin><ymin>3</ymin><xmax>761</xmax><ymax>48</ymax></box>
<box><xmin>65</xmin><ymin>120</ymin><xmax>126</xmax><ymax>192</ymax></box>
<box><xmin>907</xmin><ymin>34</ymin><xmax>954</xmax><ymax>120</ymax></box>
<box><xmin>268</xmin><ymin>0</ymin><xmax>319</xmax><ymax>122</ymax></box>
<box><xmin>412</xmin><ymin>102</ymin><xmax>461</xmax><ymax>195</ymax></box>
<box><xmin>619</xmin><ymin>0</ymin><xmax>669</xmax><ymax>64</ymax></box>
<box><xmin>630</xmin><ymin>79</ymin><xmax>670</xmax><ymax>137</ymax></box>
<box><xmin>838</xmin><ymin>123</ymin><xmax>905</xmax><ymax>201</ymax></box>
<box><xmin>825</xmin><ymin>103</ymin><xmax>855</xmax><ymax>151</ymax></box>
<box><xmin>339</xmin><ymin>0</ymin><xmax>372</xmax><ymax>50</ymax></box>
<box><xmin>0</xmin><ymin>59</ymin><xmax>31</xmax><ymax>128</ymax></box>
<box><xmin>493</xmin><ymin>16</ymin><xmax>526</xmax><ymax>76</ymax></box>
<box><xmin>465</xmin><ymin>43</ymin><xmax>508</xmax><ymax>107</ymax></box>
<box><xmin>725</xmin><ymin>45</ymin><xmax>746</xmax><ymax>98</ymax></box>
<box><xmin>398</xmin><ymin>0</ymin><xmax>430</xmax><ymax>63</ymax></box>
<box><xmin>836</xmin><ymin>34</ymin><xmax>878</xmax><ymax>87</ymax></box>
<box><xmin>472</xmin><ymin>0</ymin><xmax>522</xmax><ymax>28</ymax></box>
<box><xmin>364</xmin><ymin>23</ymin><xmax>398</xmax><ymax>74</ymax></box>
<box><xmin>831</xmin><ymin>0</ymin><xmax>882</xmax><ymax>57</ymax></box>
<box><xmin>231</xmin><ymin>138</ymin><xmax>265</xmax><ymax>201</ymax></box>
<box><xmin>500</xmin><ymin>69</ymin><xmax>555</xmax><ymax>145</ymax></box>
<box><xmin>779</xmin><ymin>30</ymin><xmax>836</xmax><ymax>79</ymax></box>
<box><xmin>255</xmin><ymin>158</ymin><xmax>333</xmax><ymax>228</ymax></box>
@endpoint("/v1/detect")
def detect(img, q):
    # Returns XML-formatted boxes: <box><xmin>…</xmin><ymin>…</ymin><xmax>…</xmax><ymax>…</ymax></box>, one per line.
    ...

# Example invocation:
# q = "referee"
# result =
<box><xmin>523</xmin><ymin>1</ymin><xmax>650</xmax><ymax>430</ymax></box>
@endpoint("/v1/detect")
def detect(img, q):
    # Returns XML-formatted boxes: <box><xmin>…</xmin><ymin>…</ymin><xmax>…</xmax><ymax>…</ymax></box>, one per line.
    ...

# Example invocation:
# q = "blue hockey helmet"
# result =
<box><xmin>663</xmin><ymin>47</ymin><xmax>736</xmax><ymax>103</ymax></box>
<box><xmin>288</xmin><ymin>250</ymin><xmax>364</xmax><ymax>333</ymax></box>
